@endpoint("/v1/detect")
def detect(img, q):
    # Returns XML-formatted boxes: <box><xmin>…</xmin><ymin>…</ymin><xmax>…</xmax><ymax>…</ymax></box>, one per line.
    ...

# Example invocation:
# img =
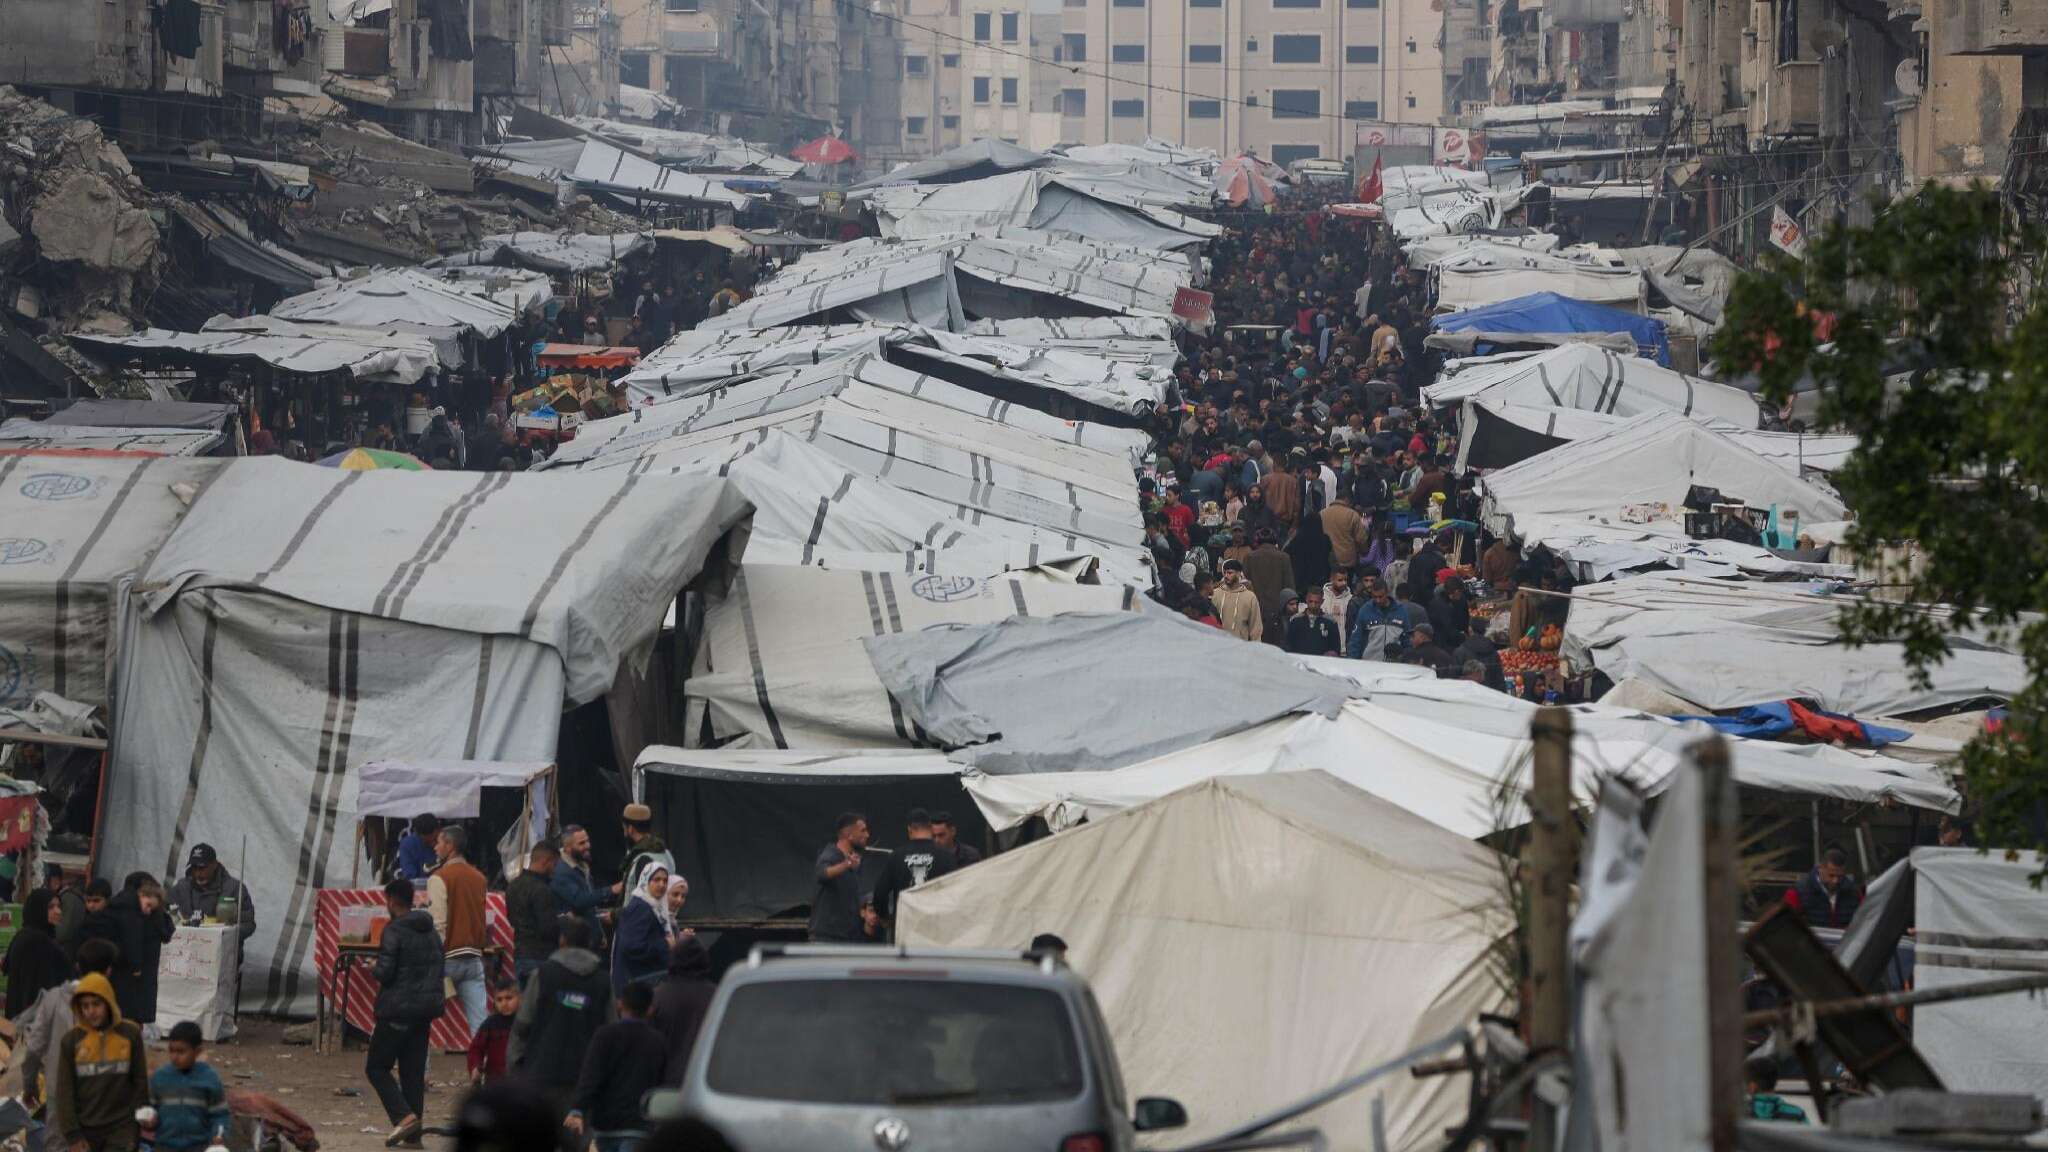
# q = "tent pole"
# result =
<box><xmin>1524</xmin><ymin>706</ymin><xmax>1575</xmax><ymax>1152</ymax></box>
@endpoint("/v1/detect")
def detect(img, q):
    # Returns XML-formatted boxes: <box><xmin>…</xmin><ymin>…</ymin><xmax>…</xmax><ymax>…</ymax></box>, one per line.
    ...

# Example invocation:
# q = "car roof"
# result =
<box><xmin>726</xmin><ymin>945</ymin><xmax>1089</xmax><ymax>990</ymax></box>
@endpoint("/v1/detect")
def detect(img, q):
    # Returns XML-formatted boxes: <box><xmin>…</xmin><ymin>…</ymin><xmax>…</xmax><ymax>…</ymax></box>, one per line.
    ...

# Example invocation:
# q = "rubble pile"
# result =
<box><xmin>0</xmin><ymin>86</ymin><xmax>162</xmax><ymax>331</ymax></box>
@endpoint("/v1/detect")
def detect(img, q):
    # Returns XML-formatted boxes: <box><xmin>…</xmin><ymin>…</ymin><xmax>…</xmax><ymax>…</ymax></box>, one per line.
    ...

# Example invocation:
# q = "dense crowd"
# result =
<box><xmin>1136</xmin><ymin>196</ymin><xmax>1580</xmax><ymax>698</ymax></box>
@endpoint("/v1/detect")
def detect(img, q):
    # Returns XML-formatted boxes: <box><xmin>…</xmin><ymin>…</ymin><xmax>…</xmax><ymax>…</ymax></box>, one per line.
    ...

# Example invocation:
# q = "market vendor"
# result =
<box><xmin>167</xmin><ymin>845</ymin><xmax>255</xmax><ymax>943</ymax></box>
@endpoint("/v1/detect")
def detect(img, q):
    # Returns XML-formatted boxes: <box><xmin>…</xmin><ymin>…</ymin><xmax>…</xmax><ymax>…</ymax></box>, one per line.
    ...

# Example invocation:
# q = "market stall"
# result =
<box><xmin>348</xmin><ymin>759</ymin><xmax>557</xmax><ymax>882</ymax></box>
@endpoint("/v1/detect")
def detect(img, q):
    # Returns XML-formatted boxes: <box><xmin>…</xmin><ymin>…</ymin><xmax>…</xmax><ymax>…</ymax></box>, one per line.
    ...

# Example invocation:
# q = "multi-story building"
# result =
<box><xmin>898</xmin><ymin>0</ymin><xmax>1051</xmax><ymax>153</ymax></box>
<box><xmin>1048</xmin><ymin>0</ymin><xmax>1442</xmax><ymax>163</ymax></box>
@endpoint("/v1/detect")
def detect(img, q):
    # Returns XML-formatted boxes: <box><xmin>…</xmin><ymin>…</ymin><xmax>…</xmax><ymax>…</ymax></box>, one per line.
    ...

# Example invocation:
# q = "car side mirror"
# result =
<box><xmin>1134</xmin><ymin>1097</ymin><xmax>1188</xmax><ymax>1132</ymax></box>
<box><xmin>642</xmin><ymin>1087</ymin><xmax>687</xmax><ymax>1123</ymax></box>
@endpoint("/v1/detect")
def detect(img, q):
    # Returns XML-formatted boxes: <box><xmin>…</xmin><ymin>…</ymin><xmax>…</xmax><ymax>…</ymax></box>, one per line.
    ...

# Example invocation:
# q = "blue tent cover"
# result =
<box><xmin>1432</xmin><ymin>291</ymin><xmax>1671</xmax><ymax>365</ymax></box>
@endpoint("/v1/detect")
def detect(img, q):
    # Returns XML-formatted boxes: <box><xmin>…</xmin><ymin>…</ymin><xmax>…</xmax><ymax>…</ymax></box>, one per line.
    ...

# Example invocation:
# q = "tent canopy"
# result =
<box><xmin>897</xmin><ymin>771</ymin><xmax>1508</xmax><ymax>1152</ymax></box>
<box><xmin>854</xmin><ymin>138</ymin><xmax>1052</xmax><ymax>189</ymax></box>
<box><xmin>1433</xmin><ymin>291</ymin><xmax>1671</xmax><ymax>365</ymax></box>
<box><xmin>353</xmin><ymin>759</ymin><xmax>553</xmax><ymax>820</ymax></box>
<box><xmin>1425</xmin><ymin>345</ymin><xmax>1759</xmax><ymax>425</ymax></box>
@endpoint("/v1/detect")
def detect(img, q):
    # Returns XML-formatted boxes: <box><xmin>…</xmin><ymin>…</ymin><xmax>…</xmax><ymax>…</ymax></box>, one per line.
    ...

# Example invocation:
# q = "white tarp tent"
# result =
<box><xmin>1436</xmin><ymin>265</ymin><xmax>1645</xmax><ymax>311</ymax></box>
<box><xmin>0</xmin><ymin>421</ymin><xmax>223</xmax><ymax>457</ymax></box>
<box><xmin>70</xmin><ymin>315</ymin><xmax>444</xmax><ymax>385</ymax></box>
<box><xmin>1478</xmin><ymin>412</ymin><xmax>1849</xmax><ymax>578</ymax></box>
<box><xmin>268</xmin><ymin>268</ymin><xmax>523</xmax><ymax>338</ymax></box>
<box><xmin>100</xmin><ymin>457</ymin><xmax>751</xmax><ymax>1014</ymax></box>
<box><xmin>1907</xmin><ymin>848</ymin><xmax>2048</xmax><ymax>1105</ymax></box>
<box><xmin>1453</xmin><ymin>399</ymin><xmax>1857</xmax><ymax>477</ymax></box>
<box><xmin>0</xmin><ymin>454</ymin><xmax>225</xmax><ymax>712</ymax></box>
<box><xmin>964</xmin><ymin>316</ymin><xmax>1180</xmax><ymax>368</ymax></box>
<box><xmin>1426</xmin><ymin>345</ymin><xmax>1761</xmax><ymax>425</ymax></box>
<box><xmin>619</xmin><ymin>325</ymin><xmax>899</xmax><ymax>403</ymax></box>
<box><xmin>863</xmin><ymin>169</ymin><xmax>1217</xmax><ymax>251</ymax></box>
<box><xmin>1565</xmin><ymin>572</ymin><xmax>2028</xmax><ymax>716</ymax></box>
<box><xmin>962</xmin><ymin>668</ymin><xmax>1957</xmax><ymax>837</ymax></box>
<box><xmin>898</xmin><ymin>772</ymin><xmax>1508</xmax><ymax>1152</ymax></box>
<box><xmin>430</xmin><ymin>230</ymin><xmax>652</xmax><ymax>275</ymax></box>
<box><xmin>686</xmin><ymin>563</ymin><xmax>1143</xmax><ymax>750</ymax></box>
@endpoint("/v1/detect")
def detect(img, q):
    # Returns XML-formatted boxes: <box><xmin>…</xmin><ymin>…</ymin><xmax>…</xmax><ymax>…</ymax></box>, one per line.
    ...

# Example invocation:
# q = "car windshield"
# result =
<box><xmin>707</xmin><ymin>978</ymin><xmax>1086</xmax><ymax>1105</ymax></box>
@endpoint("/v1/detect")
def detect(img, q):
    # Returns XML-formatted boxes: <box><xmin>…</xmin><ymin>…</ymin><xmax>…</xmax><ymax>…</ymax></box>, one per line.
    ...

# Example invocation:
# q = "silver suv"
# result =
<box><xmin>656</xmin><ymin>944</ymin><xmax>1186</xmax><ymax>1152</ymax></box>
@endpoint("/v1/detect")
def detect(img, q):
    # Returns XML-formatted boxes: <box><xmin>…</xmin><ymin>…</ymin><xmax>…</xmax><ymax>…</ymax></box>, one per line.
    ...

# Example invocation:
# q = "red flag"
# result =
<box><xmin>1357</xmin><ymin>154</ymin><xmax>1383</xmax><ymax>203</ymax></box>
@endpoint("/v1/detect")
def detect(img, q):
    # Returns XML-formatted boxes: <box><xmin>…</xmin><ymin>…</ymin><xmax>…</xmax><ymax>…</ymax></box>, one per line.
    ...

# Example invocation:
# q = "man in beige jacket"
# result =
<box><xmin>1321</xmin><ymin>490</ymin><xmax>1371</xmax><ymax>570</ymax></box>
<box><xmin>1213</xmin><ymin>559</ymin><xmax>1264</xmax><ymax>642</ymax></box>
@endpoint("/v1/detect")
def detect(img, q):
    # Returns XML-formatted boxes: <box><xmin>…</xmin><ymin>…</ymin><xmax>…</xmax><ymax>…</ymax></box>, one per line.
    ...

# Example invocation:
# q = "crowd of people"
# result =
<box><xmin>1133</xmin><ymin>197</ymin><xmax>1581</xmax><ymax>698</ymax></box>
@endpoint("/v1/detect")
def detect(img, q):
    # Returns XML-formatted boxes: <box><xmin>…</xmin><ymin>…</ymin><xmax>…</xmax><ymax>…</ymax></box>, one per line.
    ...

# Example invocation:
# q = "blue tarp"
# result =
<box><xmin>1431</xmin><ymin>291</ymin><xmax>1671</xmax><ymax>365</ymax></box>
<box><xmin>1675</xmin><ymin>700</ymin><xmax>1912</xmax><ymax>748</ymax></box>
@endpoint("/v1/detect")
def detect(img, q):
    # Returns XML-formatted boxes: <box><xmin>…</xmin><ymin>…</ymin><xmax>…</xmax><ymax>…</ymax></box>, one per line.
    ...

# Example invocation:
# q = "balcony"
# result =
<box><xmin>1752</xmin><ymin>59</ymin><xmax>1819</xmax><ymax>136</ymax></box>
<box><xmin>1942</xmin><ymin>0</ymin><xmax>2048</xmax><ymax>55</ymax></box>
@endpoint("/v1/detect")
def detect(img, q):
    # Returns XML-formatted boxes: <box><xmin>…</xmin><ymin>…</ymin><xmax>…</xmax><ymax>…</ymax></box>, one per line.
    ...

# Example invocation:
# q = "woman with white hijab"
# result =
<box><xmin>610</xmin><ymin>864</ymin><xmax>674</xmax><ymax>995</ymax></box>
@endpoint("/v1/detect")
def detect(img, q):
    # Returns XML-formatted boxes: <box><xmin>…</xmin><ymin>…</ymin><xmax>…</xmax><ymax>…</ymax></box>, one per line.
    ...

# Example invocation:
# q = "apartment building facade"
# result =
<box><xmin>1041</xmin><ymin>0</ymin><xmax>1442</xmax><ymax>162</ymax></box>
<box><xmin>897</xmin><ymin>0</ymin><xmax>1056</xmax><ymax>153</ymax></box>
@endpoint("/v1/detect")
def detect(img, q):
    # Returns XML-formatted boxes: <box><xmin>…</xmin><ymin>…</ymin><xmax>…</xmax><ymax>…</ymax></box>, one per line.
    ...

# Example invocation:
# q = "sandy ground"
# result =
<box><xmin>188</xmin><ymin>1018</ymin><xmax>473</xmax><ymax>1152</ymax></box>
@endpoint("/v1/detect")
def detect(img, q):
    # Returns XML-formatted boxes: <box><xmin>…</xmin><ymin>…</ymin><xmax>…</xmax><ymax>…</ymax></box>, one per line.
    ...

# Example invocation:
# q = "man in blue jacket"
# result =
<box><xmin>1346</xmin><ymin>579</ymin><xmax>1416</xmax><ymax>661</ymax></box>
<box><xmin>550</xmin><ymin>825</ymin><xmax>606</xmax><ymax>946</ymax></box>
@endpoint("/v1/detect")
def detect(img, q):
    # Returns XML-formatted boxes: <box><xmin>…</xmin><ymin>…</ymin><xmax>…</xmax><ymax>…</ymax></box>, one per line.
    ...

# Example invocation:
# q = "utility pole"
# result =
<box><xmin>1695</xmin><ymin>735</ymin><xmax>1742</xmax><ymax>1152</ymax></box>
<box><xmin>1524</xmin><ymin>706</ymin><xmax>1576</xmax><ymax>1152</ymax></box>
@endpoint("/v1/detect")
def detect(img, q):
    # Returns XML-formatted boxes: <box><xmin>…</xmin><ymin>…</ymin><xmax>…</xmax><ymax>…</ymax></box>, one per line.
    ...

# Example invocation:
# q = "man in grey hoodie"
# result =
<box><xmin>511</xmin><ymin>916</ymin><xmax>615</xmax><ymax>1105</ymax></box>
<box><xmin>21</xmin><ymin>938</ymin><xmax>119</xmax><ymax>1152</ymax></box>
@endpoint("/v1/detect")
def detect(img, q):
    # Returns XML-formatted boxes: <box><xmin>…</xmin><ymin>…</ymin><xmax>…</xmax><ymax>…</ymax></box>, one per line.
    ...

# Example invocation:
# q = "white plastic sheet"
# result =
<box><xmin>899</xmin><ymin>772</ymin><xmax>1508</xmax><ymax>1152</ymax></box>
<box><xmin>1912</xmin><ymin>847</ymin><xmax>2048</xmax><ymax>1106</ymax></box>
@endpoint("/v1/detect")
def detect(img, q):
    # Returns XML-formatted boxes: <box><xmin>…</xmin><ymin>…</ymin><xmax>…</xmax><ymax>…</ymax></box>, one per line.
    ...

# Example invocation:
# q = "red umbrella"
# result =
<box><xmin>791</xmin><ymin>136</ymin><xmax>859</xmax><ymax>165</ymax></box>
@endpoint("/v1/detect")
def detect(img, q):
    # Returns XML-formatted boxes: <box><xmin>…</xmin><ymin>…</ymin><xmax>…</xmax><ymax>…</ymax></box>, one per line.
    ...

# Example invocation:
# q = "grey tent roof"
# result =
<box><xmin>44</xmin><ymin>399</ymin><xmax>236</xmax><ymax>430</ymax></box>
<box><xmin>854</xmin><ymin>138</ymin><xmax>1052</xmax><ymax>189</ymax></box>
<box><xmin>864</xmin><ymin>613</ymin><xmax>1357</xmax><ymax>774</ymax></box>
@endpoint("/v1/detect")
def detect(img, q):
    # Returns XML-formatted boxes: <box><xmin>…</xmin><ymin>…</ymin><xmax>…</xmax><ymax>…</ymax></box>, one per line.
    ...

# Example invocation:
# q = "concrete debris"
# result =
<box><xmin>0</xmin><ymin>86</ymin><xmax>161</xmax><ymax>330</ymax></box>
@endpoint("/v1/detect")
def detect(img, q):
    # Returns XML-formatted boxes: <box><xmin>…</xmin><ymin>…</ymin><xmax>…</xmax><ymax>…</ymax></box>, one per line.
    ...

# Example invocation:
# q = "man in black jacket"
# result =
<box><xmin>505</xmin><ymin>840</ymin><xmax>560</xmax><ymax>985</ymax></box>
<box><xmin>650</xmin><ymin>937</ymin><xmax>717</xmax><ymax>1083</ymax></box>
<box><xmin>368</xmin><ymin>878</ymin><xmax>443</xmax><ymax>1148</ymax></box>
<box><xmin>568</xmin><ymin>981</ymin><xmax>669</xmax><ymax>1150</ymax></box>
<box><xmin>871</xmin><ymin>809</ymin><xmax>954</xmax><ymax>938</ymax></box>
<box><xmin>512</xmin><ymin>917</ymin><xmax>614</xmax><ymax>1104</ymax></box>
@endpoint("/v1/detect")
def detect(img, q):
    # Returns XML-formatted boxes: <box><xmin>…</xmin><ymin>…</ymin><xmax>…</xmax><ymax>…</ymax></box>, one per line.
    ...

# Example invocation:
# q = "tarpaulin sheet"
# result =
<box><xmin>70</xmin><ymin>320</ymin><xmax>442</xmax><ymax>385</ymax></box>
<box><xmin>1566</xmin><ymin>573</ymin><xmax>2027</xmax><ymax>716</ymax></box>
<box><xmin>43</xmin><ymin>399</ymin><xmax>234</xmax><ymax>431</ymax></box>
<box><xmin>686</xmin><ymin>563</ymin><xmax>1143</xmax><ymax>749</ymax></box>
<box><xmin>899</xmin><ymin>772</ymin><xmax>1507</xmax><ymax>1152</ymax></box>
<box><xmin>1434</xmin><ymin>291</ymin><xmax>1671</xmax><ymax>364</ymax></box>
<box><xmin>140</xmin><ymin>456</ymin><xmax>752</xmax><ymax>704</ymax></box>
<box><xmin>432</xmin><ymin>230</ymin><xmax>651</xmax><ymax>274</ymax></box>
<box><xmin>1912</xmin><ymin>847</ymin><xmax>2048</xmax><ymax>1105</ymax></box>
<box><xmin>269</xmin><ymin>268</ymin><xmax>521</xmax><ymax>338</ymax></box>
<box><xmin>351</xmin><ymin>759</ymin><xmax>552</xmax><ymax>820</ymax></box>
<box><xmin>634</xmin><ymin>746</ymin><xmax>977</xmax><ymax>920</ymax></box>
<box><xmin>855</xmin><ymin>138</ymin><xmax>1051</xmax><ymax>188</ymax></box>
<box><xmin>0</xmin><ymin>454</ymin><xmax>225</xmax><ymax>710</ymax></box>
<box><xmin>0</xmin><ymin>421</ymin><xmax>222</xmax><ymax>457</ymax></box>
<box><xmin>620</xmin><ymin>324</ymin><xmax>899</xmax><ymax>403</ymax></box>
<box><xmin>1436</xmin><ymin>265</ymin><xmax>1645</xmax><ymax>311</ymax></box>
<box><xmin>866</xmin><ymin>614</ymin><xmax>1355</xmax><ymax>775</ymax></box>
<box><xmin>964</xmin><ymin>670</ymin><xmax>1957</xmax><ymax>836</ymax></box>
<box><xmin>1455</xmin><ymin>399</ymin><xmax>1856</xmax><ymax>476</ymax></box>
<box><xmin>1427</xmin><ymin>345</ymin><xmax>1758</xmax><ymax>425</ymax></box>
<box><xmin>104</xmin><ymin>587</ymin><xmax>566</xmax><ymax>1016</ymax></box>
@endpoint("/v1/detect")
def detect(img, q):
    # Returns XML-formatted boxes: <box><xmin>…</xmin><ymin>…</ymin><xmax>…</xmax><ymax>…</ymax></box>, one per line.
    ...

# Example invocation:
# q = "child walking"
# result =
<box><xmin>147</xmin><ymin>1022</ymin><xmax>230</xmax><ymax>1151</ymax></box>
<box><xmin>53</xmin><ymin>973</ymin><xmax>148</xmax><ymax>1152</ymax></box>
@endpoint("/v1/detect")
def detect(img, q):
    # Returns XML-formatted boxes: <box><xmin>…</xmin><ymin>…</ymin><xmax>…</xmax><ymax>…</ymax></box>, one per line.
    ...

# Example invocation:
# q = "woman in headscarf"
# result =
<box><xmin>1285</xmin><ymin>501</ymin><xmax>1332</xmax><ymax>594</ymax></box>
<box><xmin>1361</xmin><ymin>517</ymin><xmax>1400</xmax><ymax>575</ymax></box>
<box><xmin>610</xmin><ymin>865</ymin><xmax>674</xmax><ymax>995</ymax></box>
<box><xmin>5</xmin><ymin>888</ymin><xmax>71</xmax><ymax>1018</ymax></box>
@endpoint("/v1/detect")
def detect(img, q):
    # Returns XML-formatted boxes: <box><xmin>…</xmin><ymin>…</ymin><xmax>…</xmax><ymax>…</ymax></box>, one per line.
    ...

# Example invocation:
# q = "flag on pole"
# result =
<box><xmin>1769</xmin><ymin>205</ymin><xmax>1808</xmax><ymax>259</ymax></box>
<box><xmin>1358</xmin><ymin>154</ymin><xmax>1383</xmax><ymax>204</ymax></box>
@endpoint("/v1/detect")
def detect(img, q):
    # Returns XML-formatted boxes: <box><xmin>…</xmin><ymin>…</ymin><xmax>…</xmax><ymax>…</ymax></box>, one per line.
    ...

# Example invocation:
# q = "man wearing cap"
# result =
<box><xmin>614</xmin><ymin>805</ymin><xmax>674</xmax><ymax>902</ymax></box>
<box><xmin>168</xmin><ymin>844</ymin><xmax>255</xmax><ymax>943</ymax></box>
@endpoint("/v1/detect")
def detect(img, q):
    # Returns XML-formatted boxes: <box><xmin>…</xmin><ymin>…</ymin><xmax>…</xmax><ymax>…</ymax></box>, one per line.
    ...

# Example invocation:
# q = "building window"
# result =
<box><xmin>942</xmin><ymin>52</ymin><xmax>959</xmax><ymax>67</ymax></box>
<box><xmin>1777</xmin><ymin>0</ymin><xmax>1799</xmax><ymax>62</ymax></box>
<box><xmin>1406</xmin><ymin>94</ymin><xmax>1417</xmax><ymax>107</ymax></box>
<box><xmin>1062</xmin><ymin>32</ymin><xmax>1086</xmax><ymax>60</ymax></box>
<box><xmin>1271</xmin><ymin>143</ymin><xmax>1319</xmax><ymax>165</ymax></box>
<box><xmin>1273</xmin><ymin>0</ymin><xmax>1319</xmax><ymax>9</ymax></box>
<box><xmin>973</xmin><ymin>75</ymin><xmax>991</xmax><ymax>102</ymax></box>
<box><xmin>665</xmin><ymin>0</ymin><xmax>698</xmax><ymax>11</ymax></box>
<box><xmin>942</xmin><ymin>114</ymin><xmax>960</xmax><ymax>128</ymax></box>
<box><xmin>1345</xmin><ymin>44</ymin><xmax>1378</xmax><ymax>63</ymax></box>
<box><xmin>1063</xmin><ymin>88</ymin><xmax>1087</xmax><ymax>115</ymax></box>
<box><xmin>973</xmin><ymin>11</ymin><xmax>991</xmax><ymax>39</ymax></box>
<box><xmin>1345</xmin><ymin>0</ymin><xmax>1377</xmax><ymax>6</ymax></box>
<box><xmin>906</xmin><ymin>116</ymin><xmax>928</xmax><ymax>135</ymax></box>
<box><xmin>1002</xmin><ymin>76</ymin><xmax>1018</xmax><ymax>103</ymax></box>
<box><xmin>1344</xmin><ymin>99</ymin><xmax>1377</xmax><ymax>118</ymax></box>
<box><xmin>1112</xmin><ymin>0</ymin><xmax>1145</xmax><ymax>7</ymax></box>
<box><xmin>1406</xmin><ymin>39</ymin><xmax>1417</xmax><ymax>51</ymax></box>
<box><xmin>905</xmin><ymin>54</ymin><xmax>927</xmax><ymax>75</ymax></box>
<box><xmin>1271</xmin><ymin>34</ymin><xmax>1319</xmax><ymax>63</ymax></box>
<box><xmin>1189</xmin><ymin>0</ymin><xmax>1221</xmax><ymax>7</ymax></box>
<box><xmin>1188</xmin><ymin>98</ymin><xmax>1221</xmax><ymax>118</ymax></box>
<box><xmin>1111</xmin><ymin>43</ymin><xmax>1145</xmax><ymax>62</ymax></box>
<box><xmin>1112</xmin><ymin>98</ymin><xmax>1145</xmax><ymax>117</ymax></box>
<box><xmin>1188</xmin><ymin>43</ymin><xmax>1222</xmax><ymax>62</ymax></box>
<box><xmin>619</xmin><ymin>52</ymin><xmax>651</xmax><ymax>88</ymax></box>
<box><xmin>1271</xmin><ymin>88</ymin><xmax>1320</xmax><ymax>118</ymax></box>
<box><xmin>1064</xmin><ymin>0</ymin><xmax>1085</xmax><ymax>8</ymax></box>
<box><xmin>1000</xmin><ymin>10</ymin><xmax>1018</xmax><ymax>39</ymax></box>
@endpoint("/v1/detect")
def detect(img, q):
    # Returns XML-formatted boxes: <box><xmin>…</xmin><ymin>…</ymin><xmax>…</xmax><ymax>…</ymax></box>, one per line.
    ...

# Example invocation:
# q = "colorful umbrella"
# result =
<box><xmin>1213</xmin><ymin>155</ymin><xmax>1281</xmax><ymax>207</ymax></box>
<box><xmin>317</xmin><ymin>447</ymin><xmax>431</xmax><ymax>471</ymax></box>
<box><xmin>790</xmin><ymin>136</ymin><xmax>859</xmax><ymax>166</ymax></box>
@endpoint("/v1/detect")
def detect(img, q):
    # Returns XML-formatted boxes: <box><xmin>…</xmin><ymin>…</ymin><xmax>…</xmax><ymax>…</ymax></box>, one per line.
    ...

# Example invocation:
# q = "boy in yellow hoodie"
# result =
<box><xmin>53</xmin><ymin>973</ymin><xmax>149</xmax><ymax>1152</ymax></box>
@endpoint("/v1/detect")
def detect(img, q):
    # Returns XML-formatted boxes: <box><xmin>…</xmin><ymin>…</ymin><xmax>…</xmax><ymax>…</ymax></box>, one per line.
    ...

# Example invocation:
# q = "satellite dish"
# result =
<box><xmin>1808</xmin><ymin>19</ymin><xmax>1846</xmax><ymax>52</ymax></box>
<box><xmin>1895</xmin><ymin>58</ymin><xmax>1921</xmax><ymax>97</ymax></box>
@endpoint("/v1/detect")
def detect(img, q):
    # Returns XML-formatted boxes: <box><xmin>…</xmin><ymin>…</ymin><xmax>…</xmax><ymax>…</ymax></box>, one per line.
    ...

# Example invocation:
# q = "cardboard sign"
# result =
<box><xmin>1770</xmin><ymin>205</ymin><xmax>1808</xmax><ymax>259</ymax></box>
<box><xmin>1172</xmin><ymin>286</ymin><xmax>1215</xmax><ymax>328</ymax></box>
